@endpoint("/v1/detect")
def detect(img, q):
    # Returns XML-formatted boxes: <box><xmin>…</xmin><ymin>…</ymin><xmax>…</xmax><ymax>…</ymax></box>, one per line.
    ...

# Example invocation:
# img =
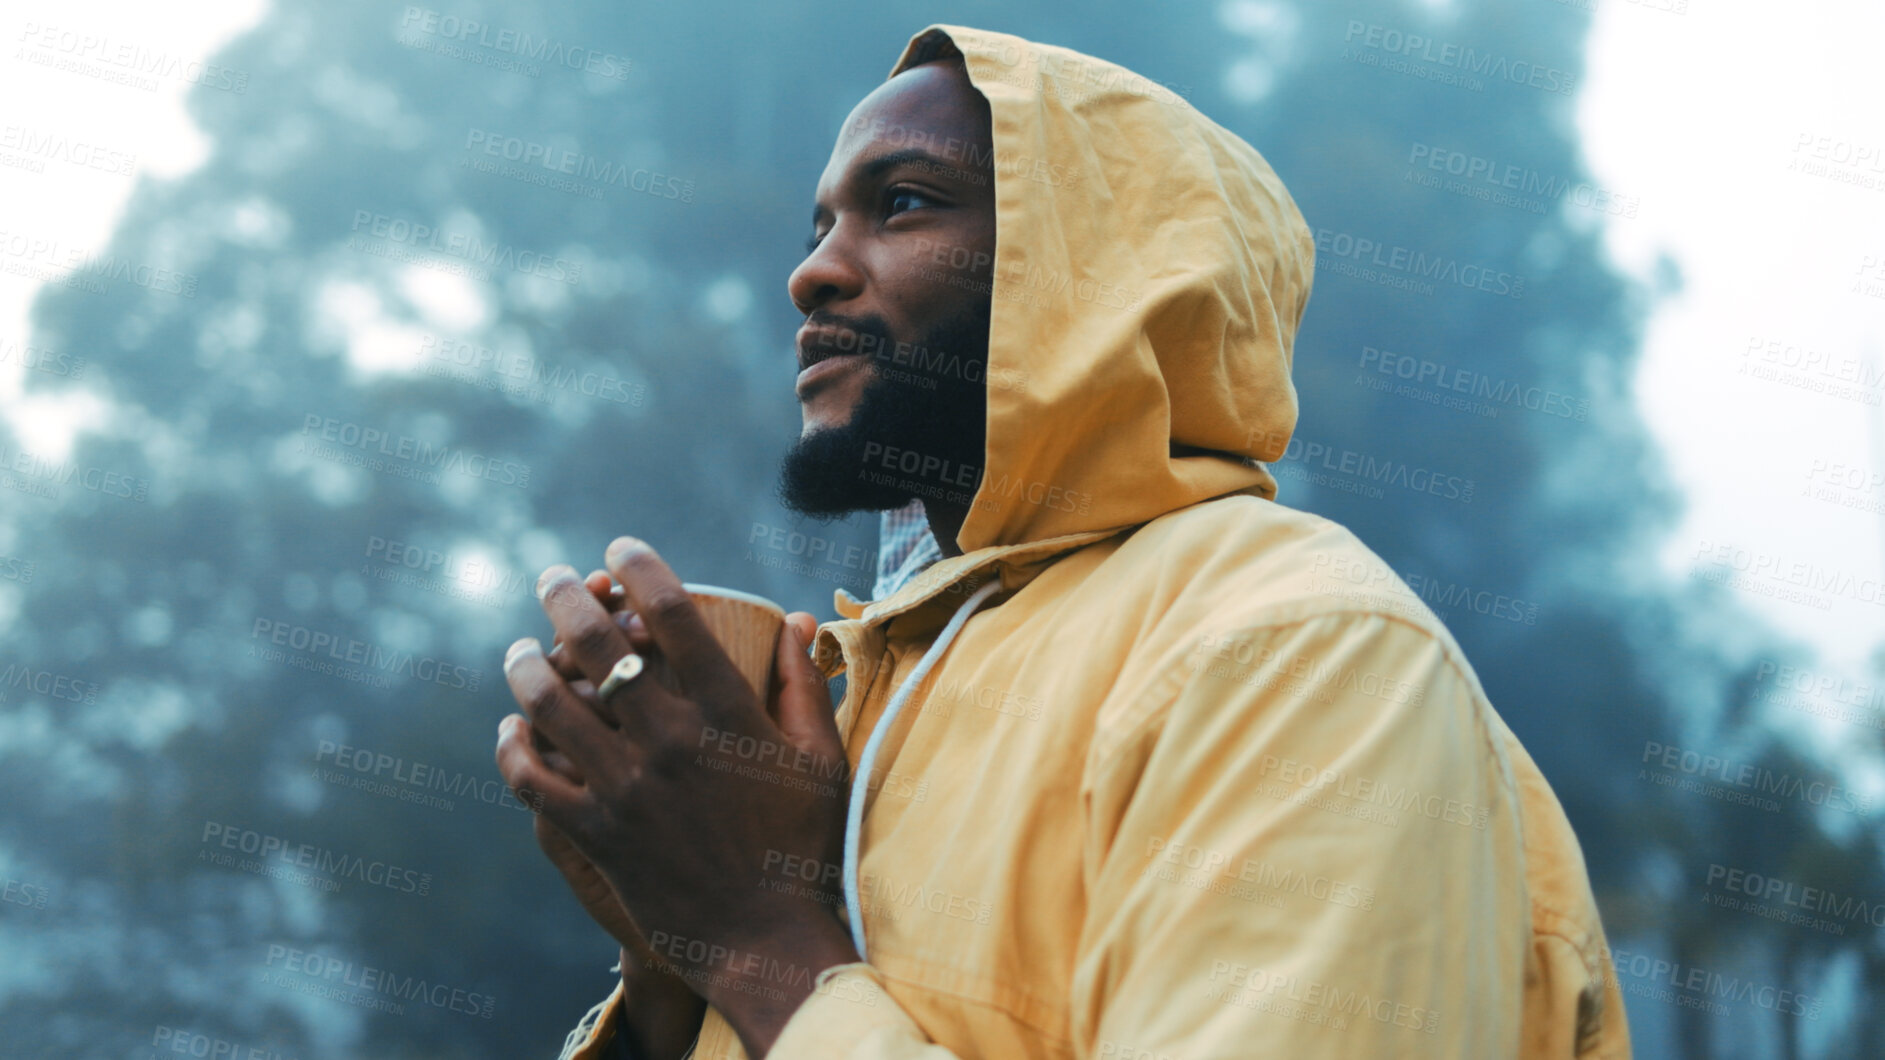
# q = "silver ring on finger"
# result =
<box><xmin>596</xmin><ymin>652</ymin><xmax>645</xmax><ymax>701</ymax></box>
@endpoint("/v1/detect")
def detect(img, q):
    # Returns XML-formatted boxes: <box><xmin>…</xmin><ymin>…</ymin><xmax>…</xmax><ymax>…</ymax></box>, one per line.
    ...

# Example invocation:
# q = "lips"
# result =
<box><xmin>796</xmin><ymin>320</ymin><xmax>875</xmax><ymax>373</ymax></box>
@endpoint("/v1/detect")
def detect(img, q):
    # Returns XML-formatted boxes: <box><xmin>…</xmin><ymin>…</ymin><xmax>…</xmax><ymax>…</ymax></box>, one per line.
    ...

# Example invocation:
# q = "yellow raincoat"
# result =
<box><xmin>564</xmin><ymin>23</ymin><xmax>1629</xmax><ymax>1059</ymax></box>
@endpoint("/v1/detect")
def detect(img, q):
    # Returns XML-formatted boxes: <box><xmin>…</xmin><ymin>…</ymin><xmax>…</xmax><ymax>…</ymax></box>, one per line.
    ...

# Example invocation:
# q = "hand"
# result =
<box><xmin>512</xmin><ymin>574</ymin><xmax>707</xmax><ymax>1058</ymax></box>
<box><xmin>524</xmin><ymin>571</ymin><xmax>653</xmax><ymax>946</ymax></box>
<box><xmin>497</xmin><ymin>538</ymin><xmax>861</xmax><ymax>1057</ymax></box>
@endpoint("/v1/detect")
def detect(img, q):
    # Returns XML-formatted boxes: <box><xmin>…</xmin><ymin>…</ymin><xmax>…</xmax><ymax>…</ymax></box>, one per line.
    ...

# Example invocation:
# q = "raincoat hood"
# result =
<box><xmin>888</xmin><ymin>25</ymin><xmax>1314</xmax><ymax>556</ymax></box>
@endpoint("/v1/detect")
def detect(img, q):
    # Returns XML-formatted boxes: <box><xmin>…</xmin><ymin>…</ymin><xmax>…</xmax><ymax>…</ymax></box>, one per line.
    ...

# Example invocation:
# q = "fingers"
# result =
<box><xmin>603</xmin><ymin>538</ymin><xmax>746</xmax><ymax>705</ymax></box>
<box><xmin>586</xmin><ymin>569</ymin><xmax>618</xmax><ymax>607</ymax></box>
<box><xmin>768</xmin><ymin>615</ymin><xmax>844</xmax><ymax>765</ymax></box>
<box><xmin>518</xmin><ymin>714</ymin><xmax>587</xmax><ymax>785</ymax></box>
<box><xmin>787</xmin><ymin>611</ymin><xmax>817</xmax><ymax>650</ymax></box>
<box><xmin>504</xmin><ymin>639</ymin><xmax>626</xmax><ymax>784</ymax></box>
<box><xmin>547</xmin><ymin>571</ymin><xmax>654</xmax><ymax>681</ymax></box>
<box><xmin>537</xmin><ymin>565</ymin><xmax>634</xmax><ymax>689</ymax></box>
<box><xmin>494</xmin><ymin>712</ymin><xmax>587</xmax><ymax>821</ymax></box>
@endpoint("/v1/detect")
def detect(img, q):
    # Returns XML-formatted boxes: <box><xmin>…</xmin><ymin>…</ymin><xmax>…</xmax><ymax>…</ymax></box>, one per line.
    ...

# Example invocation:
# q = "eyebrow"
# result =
<box><xmin>810</xmin><ymin>147</ymin><xmax>969</xmax><ymax>228</ymax></box>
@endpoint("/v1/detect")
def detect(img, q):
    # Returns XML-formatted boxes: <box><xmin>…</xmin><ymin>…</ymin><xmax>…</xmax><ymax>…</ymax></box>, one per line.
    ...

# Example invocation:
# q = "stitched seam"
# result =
<box><xmin>870</xmin><ymin>957</ymin><xmax>1076</xmax><ymax>1048</ymax></box>
<box><xmin>1094</xmin><ymin>608</ymin><xmax>1508</xmax><ymax>787</ymax></box>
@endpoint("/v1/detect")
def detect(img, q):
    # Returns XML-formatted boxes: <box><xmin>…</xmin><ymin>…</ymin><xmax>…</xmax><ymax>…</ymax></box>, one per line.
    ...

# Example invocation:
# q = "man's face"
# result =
<box><xmin>778</xmin><ymin>60</ymin><xmax>997</xmax><ymax>518</ymax></box>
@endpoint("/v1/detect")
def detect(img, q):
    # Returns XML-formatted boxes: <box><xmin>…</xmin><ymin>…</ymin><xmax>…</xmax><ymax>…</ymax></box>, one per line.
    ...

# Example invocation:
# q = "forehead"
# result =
<box><xmin>817</xmin><ymin>64</ymin><xmax>991</xmax><ymax>193</ymax></box>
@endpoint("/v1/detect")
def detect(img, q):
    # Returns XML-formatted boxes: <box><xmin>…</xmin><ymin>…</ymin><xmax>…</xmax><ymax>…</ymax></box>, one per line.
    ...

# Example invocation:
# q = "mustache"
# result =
<box><xmin>804</xmin><ymin>311</ymin><xmax>893</xmax><ymax>344</ymax></box>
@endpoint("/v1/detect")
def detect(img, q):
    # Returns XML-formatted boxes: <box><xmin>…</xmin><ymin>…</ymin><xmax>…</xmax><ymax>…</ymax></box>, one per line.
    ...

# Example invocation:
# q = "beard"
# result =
<box><xmin>778</xmin><ymin>300</ymin><xmax>991</xmax><ymax>519</ymax></box>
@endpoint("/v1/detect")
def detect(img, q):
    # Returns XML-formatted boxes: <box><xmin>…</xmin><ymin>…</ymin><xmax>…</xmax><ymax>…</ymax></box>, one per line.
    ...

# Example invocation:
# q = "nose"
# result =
<box><xmin>787</xmin><ymin>223</ymin><xmax>864</xmax><ymax>315</ymax></box>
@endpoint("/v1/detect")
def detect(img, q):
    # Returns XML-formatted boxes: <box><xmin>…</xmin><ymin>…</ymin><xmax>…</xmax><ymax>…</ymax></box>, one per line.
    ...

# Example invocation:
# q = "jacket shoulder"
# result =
<box><xmin>1112</xmin><ymin>494</ymin><xmax>1458</xmax><ymax>646</ymax></box>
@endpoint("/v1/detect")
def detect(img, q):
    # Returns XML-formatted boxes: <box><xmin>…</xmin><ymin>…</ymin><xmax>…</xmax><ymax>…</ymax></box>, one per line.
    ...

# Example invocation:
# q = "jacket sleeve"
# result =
<box><xmin>567</xmin><ymin>964</ymin><xmax>940</xmax><ymax>1059</ymax></box>
<box><xmin>556</xmin><ymin>971</ymin><xmax>704</xmax><ymax>1060</ymax></box>
<box><xmin>1067</xmin><ymin>610</ymin><xmax>1531</xmax><ymax>1058</ymax></box>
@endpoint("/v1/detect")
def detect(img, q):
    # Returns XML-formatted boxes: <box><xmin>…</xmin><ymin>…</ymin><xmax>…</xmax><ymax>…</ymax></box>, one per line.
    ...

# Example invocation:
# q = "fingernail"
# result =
<box><xmin>536</xmin><ymin>565</ymin><xmax>574</xmax><ymax>599</ymax></box>
<box><xmin>504</xmin><ymin>639</ymin><xmax>539</xmax><ymax>671</ymax></box>
<box><xmin>605</xmin><ymin>536</ymin><xmax>643</xmax><ymax>565</ymax></box>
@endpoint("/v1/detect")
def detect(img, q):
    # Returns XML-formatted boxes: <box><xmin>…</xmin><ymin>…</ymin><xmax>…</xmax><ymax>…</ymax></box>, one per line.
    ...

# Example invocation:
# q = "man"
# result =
<box><xmin>496</xmin><ymin>24</ymin><xmax>1632</xmax><ymax>1059</ymax></box>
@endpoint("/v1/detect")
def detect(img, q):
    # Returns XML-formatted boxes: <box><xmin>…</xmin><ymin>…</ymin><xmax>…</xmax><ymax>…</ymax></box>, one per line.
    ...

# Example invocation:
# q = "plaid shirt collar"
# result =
<box><xmin>872</xmin><ymin>498</ymin><xmax>945</xmax><ymax>602</ymax></box>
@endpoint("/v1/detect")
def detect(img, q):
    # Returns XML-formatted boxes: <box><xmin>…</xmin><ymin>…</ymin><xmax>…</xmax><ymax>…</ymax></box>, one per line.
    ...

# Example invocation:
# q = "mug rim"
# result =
<box><xmin>682</xmin><ymin>582</ymin><xmax>786</xmax><ymax>618</ymax></box>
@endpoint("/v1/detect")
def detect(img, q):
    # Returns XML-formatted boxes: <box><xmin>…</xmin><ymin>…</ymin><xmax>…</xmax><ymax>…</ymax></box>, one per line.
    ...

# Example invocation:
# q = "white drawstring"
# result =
<box><xmin>842</xmin><ymin>577</ymin><xmax>1004</xmax><ymax>960</ymax></box>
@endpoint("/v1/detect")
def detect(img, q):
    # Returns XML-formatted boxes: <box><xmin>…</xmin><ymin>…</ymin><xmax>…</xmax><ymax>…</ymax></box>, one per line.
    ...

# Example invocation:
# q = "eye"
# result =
<box><xmin>804</xmin><ymin>232</ymin><xmax>824</xmax><ymax>254</ymax></box>
<box><xmin>885</xmin><ymin>187</ymin><xmax>937</xmax><ymax>216</ymax></box>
